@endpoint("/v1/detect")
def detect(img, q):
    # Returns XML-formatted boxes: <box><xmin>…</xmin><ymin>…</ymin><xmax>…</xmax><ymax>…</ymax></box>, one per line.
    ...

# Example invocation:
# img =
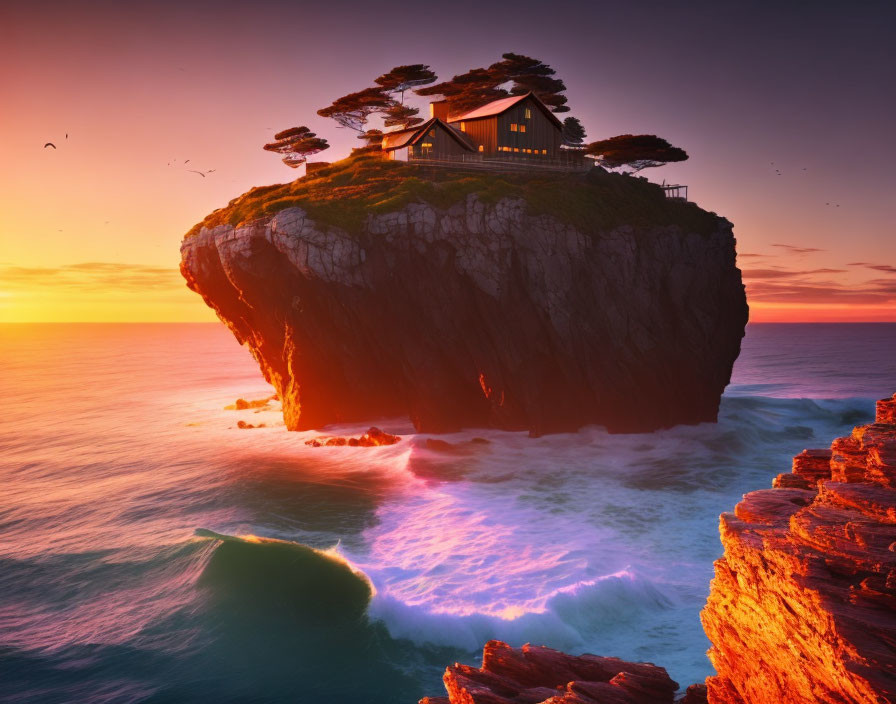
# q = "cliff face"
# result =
<box><xmin>702</xmin><ymin>393</ymin><xmax>896</xmax><ymax>704</ymax></box>
<box><xmin>181</xmin><ymin>162</ymin><xmax>747</xmax><ymax>435</ymax></box>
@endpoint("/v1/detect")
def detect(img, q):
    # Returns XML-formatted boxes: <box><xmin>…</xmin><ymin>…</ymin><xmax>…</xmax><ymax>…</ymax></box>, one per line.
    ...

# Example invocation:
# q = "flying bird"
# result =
<box><xmin>206</xmin><ymin>169</ymin><xmax>216</xmax><ymax>173</ymax></box>
<box><xmin>184</xmin><ymin>159</ymin><xmax>190</xmax><ymax>164</ymax></box>
<box><xmin>44</xmin><ymin>142</ymin><xmax>56</xmax><ymax>149</ymax></box>
<box><xmin>65</xmin><ymin>133</ymin><xmax>68</xmax><ymax>139</ymax></box>
<box><xmin>188</xmin><ymin>170</ymin><xmax>206</xmax><ymax>177</ymax></box>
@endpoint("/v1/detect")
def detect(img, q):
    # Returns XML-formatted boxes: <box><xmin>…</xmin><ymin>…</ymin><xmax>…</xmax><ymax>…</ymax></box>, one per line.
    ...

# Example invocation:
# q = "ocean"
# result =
<box><xmin>1</xmin><ymin>323</ymin><xmax>895</xmax><ymax>703</ymax></box>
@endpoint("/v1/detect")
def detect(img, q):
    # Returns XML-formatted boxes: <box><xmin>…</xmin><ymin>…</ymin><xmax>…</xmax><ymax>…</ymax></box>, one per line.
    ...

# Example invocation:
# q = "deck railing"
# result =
<box><xmin>407</xmin><ymin>152</ymin><xmax>592</xmax><ymax>173</ymax></box>
<box><xmin>660</xmin><ymin>184</ymin><xmax>688</xmax><ymax>201</ymax></box>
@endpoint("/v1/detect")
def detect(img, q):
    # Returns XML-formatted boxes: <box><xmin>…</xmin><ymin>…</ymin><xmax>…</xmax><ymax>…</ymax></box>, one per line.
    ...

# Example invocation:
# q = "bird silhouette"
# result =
<box><xmin>44</xmin><ymin>142</ymin><xmax>56</xmax><ymax>149</ymax></box>
<box><xmin>184</xmin><ymin>159</ymin><xmax>190</xmax><ymax>164</ymax></box>
<box><xmin>65</xmin><ymin>133</ymin><xmax>68</xmax><ymax>139</ymax></box>
<box><xmin>188</xmin><ymin>170</ymin><xmax>206</xmax><ymax>177</ymax></box>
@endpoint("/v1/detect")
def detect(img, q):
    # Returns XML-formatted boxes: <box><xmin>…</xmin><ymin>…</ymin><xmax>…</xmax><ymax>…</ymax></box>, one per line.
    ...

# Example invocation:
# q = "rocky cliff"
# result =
<box><xmin>701</xmin><ymin>392</ymin><xmax>896</xmax><ymax>704</ymax></box>
<box><xmin>420</xmin><ymin>394</ymin><xmax>896</xmax><ymax>703</ymax></box>
<box><xmin>181</xmin><ymin>156</ymin><xmax>748</xmax><ymax>434</ymax></box>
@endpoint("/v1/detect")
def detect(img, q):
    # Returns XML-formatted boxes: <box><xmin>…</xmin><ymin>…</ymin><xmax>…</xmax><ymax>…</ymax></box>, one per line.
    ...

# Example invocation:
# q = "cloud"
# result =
<box><xmin>771</xmin><ymin>243</ymin><xmax>826</xmax><ymax>255</ymax></box>
<box><xmin>737</xmin><ymin>253</ymin><xmax>766</xmax><ymax>259</ymax></box>
<box><xmin>741</xmin><ymin>262</ymin><xmax>896</xmax><ymax>305</ymax></box>
<box><xmin>745</xmin><ymin>278</ymin><xmax>896</xmax><ymax>304</ymax></box>
<box><xmin>851</xmin><ymin>263</ymin><xmax>896</xmax><ymax>274</ymax></box>
<box><xmin>741</xmin><ymin>268</ymin><xmax>846</xmax><ymax>280</ymax></box>
<box><xmin>0</xmin><ymin>263</ymin><xmax>183</xmax><ymax>292</ymax></box>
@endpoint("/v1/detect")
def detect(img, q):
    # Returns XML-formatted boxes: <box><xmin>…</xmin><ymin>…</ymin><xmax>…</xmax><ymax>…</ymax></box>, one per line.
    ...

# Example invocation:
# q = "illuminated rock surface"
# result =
<box><xmin>181</xmin><ymin>162</ymin><xmax>747</xmax><ymax>435</ymax></box>
<box><xmin>701</xmin><ymin>392</ymin><xmax>896</xmax><ymax>704</ymax></box>
<box><xmin>418</xmin><ymin>640</ymin><xmax>683</xmax><ymax>704</ymax></box>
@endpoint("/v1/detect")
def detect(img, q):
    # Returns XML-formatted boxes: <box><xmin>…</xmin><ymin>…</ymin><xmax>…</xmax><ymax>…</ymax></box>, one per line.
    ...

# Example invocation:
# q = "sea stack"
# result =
<box><xmin>181</xmin><ymin>156</ymin><xmax>748</xmax><ymax>435</ymax></box>
<box><xmin>701</xmin><ymin>392</ymin><xmax>896</xmax><ymax>703</ymax></box>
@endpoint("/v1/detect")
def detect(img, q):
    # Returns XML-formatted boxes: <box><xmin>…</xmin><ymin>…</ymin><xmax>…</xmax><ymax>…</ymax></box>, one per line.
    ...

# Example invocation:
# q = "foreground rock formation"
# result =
<box><xmin>418</xmin><ymin>640</ymin><xmax>692</xmax><ymax>704</ymax></box>
<box><xmin>701</xmin><ymin>392</ymin><xmax>896</xmax><ymax>704</ymax></box>
<box><xmin>181</xmin><ymin>157</ymin><xmax>747</xmax><ymax>435</ymax></box>
<box><xmin>422</xmin><ymin>394</ymin><xmax>896</xmax><ymax>703</ymax></box>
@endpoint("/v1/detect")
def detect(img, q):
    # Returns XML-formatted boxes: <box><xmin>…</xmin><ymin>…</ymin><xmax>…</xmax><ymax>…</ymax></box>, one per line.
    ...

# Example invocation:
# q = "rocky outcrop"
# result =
<box><xmin>419</xmin><ymin>640</ymin><xmax>685</xmax><ymax>704</ymax></box>
<box><xmin>701</xmin><ymin>393</ymin><xmax>896</xmax><ymax>704</ymax></box>
<box><xmin>303</xmin><ymin>426</ymin><xmax>400</xmax><ymax>447</ymax></box>
<box><xmin>181</xmin><ymin>184</ymin><xmax>747</xmax><ymax>435</ymax></box>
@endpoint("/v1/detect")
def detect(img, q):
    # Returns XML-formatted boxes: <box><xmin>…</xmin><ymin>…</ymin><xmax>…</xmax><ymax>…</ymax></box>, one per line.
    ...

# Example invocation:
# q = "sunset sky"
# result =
<box><xmin>2</xmin><ymin>0</ymin><xmax>894</xmax><ymax>322</ymax></box>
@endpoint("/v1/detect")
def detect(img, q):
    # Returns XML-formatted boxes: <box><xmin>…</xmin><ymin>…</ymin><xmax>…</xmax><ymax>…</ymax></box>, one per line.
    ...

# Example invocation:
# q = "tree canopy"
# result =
<box><xmin>375</xmin><ymin>64</ymin><xmax>437</xmax><ymax>102</ymax></box>
<box><xmin>416</xmin><ymin>53</ymin><xmax>569</xmax><ymax>115</ymax></box>
<box><xmin>317</xmin><ymin>87</ymin><xmax>394</xmax><ymax>133</ymax></box>
<box><xmin>263</xmin><ymin>126</ymin><xmax>330</xmax><ymax>168</ymax></box>
<box><xmin>585</xmin><ymin>134</ymin><xmax>688</xmax><ymax>173</ymax></box>
<box><xmin>319</xmin><ymin>65</ymin><xmax>437</xmax><ymax>136</ymax></box>
<box><xmin>561</xmin><ymin>117</ymin><xmax>586</xmax><ymax>147</ymax></box>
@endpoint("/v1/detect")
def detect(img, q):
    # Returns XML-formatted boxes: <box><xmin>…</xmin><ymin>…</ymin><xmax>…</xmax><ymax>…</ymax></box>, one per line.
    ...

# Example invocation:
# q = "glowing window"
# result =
<box><xmin>478</xmin><ymin>145</ymin><xmax>484</xmax><ymax>152</ymax></box>
<box><xmin>525</xmin><ymin>108</ymin><xmax>531</xmax><ymax>119</ymax></box>
<box><xmin>460</xmin><ymin>122</ymin><xmax>466</xmax><ymax>131</ymax></box>
<box><xmin>421</xmin><ymin>142</ymin><xmax>433</xmax><ymax>147</ymax></box>
<box><xmin>513</xmin><ymin>147</ymin><xmax>520</xmax><ymax>152</ymax></box>
<box><xmin>510</xmin><ymin>123</ymin><xmax>518</xmax><ymax>132</ymax></box>
<box><xmin>519</xmin><ymin>124</ymin><xmax>526</xmax><ymax>133</ymax></box>
<box><xmin>542</xmin><ymin>149</ymin><xmax>547</xmax><ymax>154</ymax></box>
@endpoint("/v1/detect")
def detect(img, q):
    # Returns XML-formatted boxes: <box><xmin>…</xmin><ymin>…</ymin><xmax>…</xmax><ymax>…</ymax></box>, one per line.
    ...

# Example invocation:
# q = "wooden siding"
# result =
<box><xmin>496</xmin><ymin>96</ymin><xmax>561</xmax><ymax>155</ymax></box>
<box><xmin>409</xmin><ymin>122</ymin><xmax>469</xmax><ymax>158</ymax></box>
<box><xmin>454</xmin><ymin>96</ymin><xmax>561</xmax><ymax>156</ymax></box>
<box><xmin>457</xmin><ymin>117</ymin><xmax>497</xmax><ymax>154</ymax></box>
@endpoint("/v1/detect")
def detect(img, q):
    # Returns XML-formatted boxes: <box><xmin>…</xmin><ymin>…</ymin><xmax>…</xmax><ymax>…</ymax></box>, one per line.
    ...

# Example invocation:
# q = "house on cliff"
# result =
<box><xmin>382</xmin><ymin>92</ymin><xmax>582</xmax><ymax>170</ymax></box>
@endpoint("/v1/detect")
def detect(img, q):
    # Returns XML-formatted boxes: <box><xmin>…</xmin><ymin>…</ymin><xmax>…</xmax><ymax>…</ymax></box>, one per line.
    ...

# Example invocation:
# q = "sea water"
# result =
<box><xmin>1</xmin><ymin>323</ymin><xmax>894</xmax><ymax>703</ymax></box>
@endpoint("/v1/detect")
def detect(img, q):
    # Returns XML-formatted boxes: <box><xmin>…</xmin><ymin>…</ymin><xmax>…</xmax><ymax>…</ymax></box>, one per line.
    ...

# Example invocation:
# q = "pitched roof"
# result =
<box><xmin>448</xmin><ymin>92</ymin><xmax>563</xmax><ymax>128</ymax></box>
<box><xmin>381</xmin><ymin>118</ymin><xmax>475</xmax><ymax>152</ymax></box>
<box><xmin>381</xmin><ymin>121</ymin><xmax>429</xmax><ymax>151</ymax></box>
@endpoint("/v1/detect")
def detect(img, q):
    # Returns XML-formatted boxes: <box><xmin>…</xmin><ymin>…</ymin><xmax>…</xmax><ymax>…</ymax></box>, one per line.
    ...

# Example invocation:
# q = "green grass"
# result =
<box><xmin>184</xmin><ymin>153</ymin><xmax>722</xmax><ymax>240</ymax></box>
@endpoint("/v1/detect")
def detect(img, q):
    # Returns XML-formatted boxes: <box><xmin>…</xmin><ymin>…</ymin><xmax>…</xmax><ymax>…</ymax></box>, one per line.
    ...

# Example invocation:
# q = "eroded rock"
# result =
<box><xmin>702</xmin><ymin>392</ymin><xmax>896</xmax><ymax>704</ymax></box>
<box><xmin>421</xmin><ymin>640</ymin><xmax>679</xmax><ymax>704</ymax></box>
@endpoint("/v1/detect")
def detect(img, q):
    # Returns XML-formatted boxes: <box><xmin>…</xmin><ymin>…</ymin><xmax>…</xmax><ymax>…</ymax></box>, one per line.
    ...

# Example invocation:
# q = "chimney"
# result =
<box><xmin>430</xmin><ymin>100</ymin><xmax>450</xmax><ymax>121</ymax></box>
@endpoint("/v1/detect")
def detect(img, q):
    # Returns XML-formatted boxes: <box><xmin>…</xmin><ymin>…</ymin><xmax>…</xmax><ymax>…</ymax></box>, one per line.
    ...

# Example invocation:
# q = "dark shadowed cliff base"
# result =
<box><xmin>181</xmin><ymin>155</ymin><xmax>748</xmax><ymax>435</ymax></box>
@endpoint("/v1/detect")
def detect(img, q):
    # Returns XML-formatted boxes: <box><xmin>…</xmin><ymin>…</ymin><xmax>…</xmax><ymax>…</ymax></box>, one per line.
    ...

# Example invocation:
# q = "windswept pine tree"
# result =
<box><xmin>263</xmin><ymin>126</ymin><xmax>329</xmax><ymax>168</ymax></box>
<box><xmin>585</xmin><ymin>134</ymin><xmax>689</xmax><ymax>173</ymax></box>
<box><xmin>317</xmin><ymin>87</ymin><xmax>394</xmax><ymax>133</ymax></box>
<box><xmin>416</xmin><ymin>53</ymin><xmax>569</xmax><ymax>115</ymax></box>
<box><xmin>374</xmin><ymin>64</ymin><xmax>437</xmax><ymax>103</ymax></box>
<box><xmin>561</xmin><ymin>117</ymin><xmax>587</xmax><ymax>147</ymax></box>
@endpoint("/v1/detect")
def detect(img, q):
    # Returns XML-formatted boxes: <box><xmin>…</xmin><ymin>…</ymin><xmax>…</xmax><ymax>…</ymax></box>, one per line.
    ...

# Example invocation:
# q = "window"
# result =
<box><xmin>542</xmin><ymin>149</ymin><xmax>547</xmax><ymax>154</ymax></box>
<box><xmin>510</xmin><ymin>123</ymin><xmax>518</xmax><ymax>132</ymax></box>
<box><xmin>513</xmin><ymin>147</ymin><xmax>520</xmax><ymax>152</ymax></box>
<box><xmin>421</xmin><ymin>142</ymin><xmax>433</xmax><ymax>148</ymax></box>
<box><xmin>524</xmin><ymin>108</ymin><xmax>531</xmax><ymax>119</ymax></box>
<box><xmin>478</xmin><ymin>145</ymin><xmax>484</xmax><ymax>152</ymax></box>
<box><xmin>519</xmin><ymin>124</ymin><xmax>526</xmax><ymax>133</ymax></box>
<box><xmin>460</xmin><ymin>122</ymin><xmax>466</xmax><ymax>131</ymax></box>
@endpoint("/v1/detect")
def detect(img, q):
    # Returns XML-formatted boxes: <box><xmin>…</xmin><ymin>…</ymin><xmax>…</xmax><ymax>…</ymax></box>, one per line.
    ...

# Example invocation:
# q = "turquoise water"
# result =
<box><xmin>1</xmin><ymin>323</ymin><xmax>894</xmax><ymax>703</ymax></box>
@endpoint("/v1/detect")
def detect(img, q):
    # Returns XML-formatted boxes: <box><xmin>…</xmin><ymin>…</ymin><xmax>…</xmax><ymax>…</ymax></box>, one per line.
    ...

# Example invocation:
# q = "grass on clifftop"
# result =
<box><xmin>185</xmin><ymin>154</ymin><xmax>722</xmax><ymax>239</ymax></box>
